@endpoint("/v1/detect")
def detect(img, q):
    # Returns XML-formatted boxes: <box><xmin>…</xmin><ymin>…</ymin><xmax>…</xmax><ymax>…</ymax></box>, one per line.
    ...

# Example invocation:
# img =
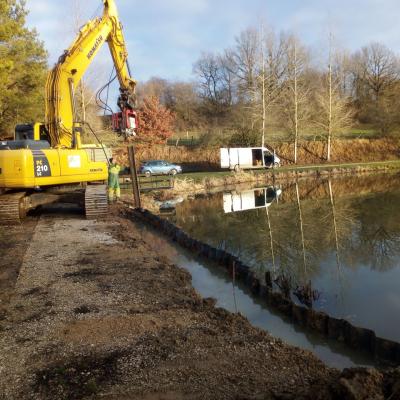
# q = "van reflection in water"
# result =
<box><xmin>223</xmin><ymin>186</ymin><xmax>282</xmax><ymax>213</ymax></box>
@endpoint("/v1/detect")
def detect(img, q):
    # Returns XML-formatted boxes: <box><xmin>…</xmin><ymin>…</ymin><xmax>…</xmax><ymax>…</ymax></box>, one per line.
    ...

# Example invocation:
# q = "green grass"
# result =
<box><xmin>166</xmin><ymin>137</ymin><xmax>200</xmax><ymax>146</ymax></box>
<box><xmin>168</xmin><ymin>126</ymin><xmax>383</xmax><ymax>147</ymax></box>
<box><xmin>341</xmin><ymin>128</ymin><xmax>380</xmax><ymax>139</ymax></box>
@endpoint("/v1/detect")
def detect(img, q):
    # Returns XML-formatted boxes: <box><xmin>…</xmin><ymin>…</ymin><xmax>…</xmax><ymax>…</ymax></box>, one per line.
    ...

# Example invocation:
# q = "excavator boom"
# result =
<box><xmin>46</xmin><ymin>0</ymin><xmax>136</xmax><ymax>148</ymax></box>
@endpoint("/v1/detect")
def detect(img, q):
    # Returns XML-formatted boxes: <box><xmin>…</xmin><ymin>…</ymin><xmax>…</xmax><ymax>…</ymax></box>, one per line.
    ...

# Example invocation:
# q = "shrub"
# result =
<box><xmin>228</xmin><ymin>127</ymin><xmax>260</xmax><ymax>147</ymax></box>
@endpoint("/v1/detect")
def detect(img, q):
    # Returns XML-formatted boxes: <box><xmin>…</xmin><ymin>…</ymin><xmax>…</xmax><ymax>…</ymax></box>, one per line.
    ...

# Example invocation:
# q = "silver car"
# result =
<box><xmin>139</xmin><ymin>160</ymin><xmax>182</xmax><ymax>177</ymax></box>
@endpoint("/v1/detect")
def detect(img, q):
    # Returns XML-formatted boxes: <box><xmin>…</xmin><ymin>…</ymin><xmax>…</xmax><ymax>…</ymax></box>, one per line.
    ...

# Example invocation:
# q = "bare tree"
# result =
<box><xmin>356</xmin><ymin>43</ymin><xmax>399</xmax><ymax>101</ymax></box>
<box><xmin>259</xmin><ymin>25</ymin><xmax>267</xmax><ymax>147</ymax></box>
<box><xmin>136</xmin><ymin>77</ymin><xmax>169</xmax><ymax>105</ymax></box>
<box><xmin>247</xmin><ymin>28</ymin><xmax>288</xmax><ymax>146</ymax></box>
<box><xmin>190</xmin><ymin>23</ymin><xmax>400</xmax><ymax>142</ymax></box>
<box><xmin>314</xmin><ymin>35</ymin><xmax>353</xmax><ymax>161</ymax></box>
<box><xmin>164</xmin><ymin>81</ymin><xmax>202</xmax><ymax>131</ymax></box>
<box><xmin>194</xmin><ymin>53</ymin><xmax>222</xmax><ymax>105</ymax></box>
<box><xmin>280</xmin><ymin>35</ymin><xmax>310</xmax><ymax>163</ymax></box>
<box><xmin>350</xmin><ymin>43</ymin><xmax>400</xmax><ymax>134</ymax></box>
<box><xmin>193</xmin><ymin>52</ymin><xmax>234</xmax><ymax>125</ymax></box>
<box><xmin>224</xmin><ymin>28</ymin><xmax>259</xmax><ymax>100</ymax></box>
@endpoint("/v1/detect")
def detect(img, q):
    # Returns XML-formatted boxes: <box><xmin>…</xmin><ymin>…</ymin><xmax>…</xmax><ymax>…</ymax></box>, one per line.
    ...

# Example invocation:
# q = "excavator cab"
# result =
<box><xmin>112</xmin><ymin>109</ymin><xmax>137</xmax><ymax>137</ymax></box>
<box><xmin>15</xmin><ymin>123</ymin><xmax>50</xmax><ymax>142</ymax></box>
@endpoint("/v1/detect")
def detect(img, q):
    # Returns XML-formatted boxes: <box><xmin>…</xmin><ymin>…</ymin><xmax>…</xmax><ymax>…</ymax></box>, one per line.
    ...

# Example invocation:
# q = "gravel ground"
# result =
<box><xmin>0</xmin><ymin>218</ymin><xmax>37</xmax><ymax>320</ymax></box>
<box><xmin>0</xmin><ymin>207</ymin><xmax>398</xmax><ymax>400</ymax></box>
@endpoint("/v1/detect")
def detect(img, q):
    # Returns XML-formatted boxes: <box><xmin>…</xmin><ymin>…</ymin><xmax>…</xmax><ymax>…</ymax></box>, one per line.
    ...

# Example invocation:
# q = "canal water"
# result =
<box><xmin>140</xmin><ymin>172</ymin><xmax>400</xmax><ymax>368</ymax></box>
<box><xmin>138</xmin><ymin>220</ymin><xmax>375</xmax><ymax>369</ymax></box>
<box><xmin>164</xmin><ymin>173</ymin><xmax>400</xmax><ymax>346</ymax></box>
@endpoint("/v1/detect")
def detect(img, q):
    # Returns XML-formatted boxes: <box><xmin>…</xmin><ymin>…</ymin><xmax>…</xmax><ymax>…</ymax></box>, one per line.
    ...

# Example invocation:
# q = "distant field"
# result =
<box><xmin>84</xmin><ymin>125</ymin><xmax>384</xmax><ymax>149</ymax></box>
<box><xmin>167</xmin><ymin>127</ymin><xmax>382</xmax><ymax>146</ymax></box>
<box><xmin>344</xmin><ymin>128</ymin><xmax>380</xmax><ymax>138</ymax></box>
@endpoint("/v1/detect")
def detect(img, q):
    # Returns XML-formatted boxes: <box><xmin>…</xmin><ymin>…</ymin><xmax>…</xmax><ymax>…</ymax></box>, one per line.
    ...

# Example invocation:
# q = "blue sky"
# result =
<box><xmin>26</xmin><ymin>0</ymin><xmax>399</xmax><ymax>85</ymax></box>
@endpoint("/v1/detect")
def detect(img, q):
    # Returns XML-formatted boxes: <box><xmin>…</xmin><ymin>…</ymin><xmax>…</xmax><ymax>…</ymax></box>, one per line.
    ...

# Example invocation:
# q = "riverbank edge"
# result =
<box><xmin>175</xmin><ymin>159</ymin><xmax>400</xmax><ymax>181</ymax></box>
<box><xmin>132</xmin><ymin>207</ymin><xmax>400</xmax><ymax>366</ymax></box>
<box><xmin>129</xmin><ymin>160</ymin><xmax>400</xmax><ymax>199</ymax></box>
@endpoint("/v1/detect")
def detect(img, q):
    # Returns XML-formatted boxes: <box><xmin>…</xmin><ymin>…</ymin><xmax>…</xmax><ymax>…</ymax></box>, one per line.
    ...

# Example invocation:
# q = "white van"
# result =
<box><xmin>220</xmin><ymin>147</ymin><xmax>280</xmax><ymax>171</ymax></box>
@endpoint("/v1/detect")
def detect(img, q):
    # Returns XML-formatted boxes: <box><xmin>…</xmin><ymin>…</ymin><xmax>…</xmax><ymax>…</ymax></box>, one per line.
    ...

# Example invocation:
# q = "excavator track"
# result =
<box><xmin>85</xmin><ymin>185</ymin><xmax>108</xmax><ymax>219</ymax></box>
<box><xmin>0</xmin><ymin>192</ymin><xmax>27</xmax><ymax>225</ymax></box>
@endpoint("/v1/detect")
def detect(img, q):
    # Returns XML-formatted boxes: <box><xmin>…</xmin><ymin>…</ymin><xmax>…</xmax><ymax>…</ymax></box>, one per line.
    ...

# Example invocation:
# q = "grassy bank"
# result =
<box><xmin>174</xmin><ymin>159</ymin><xmax>400</xmax><ymax>182</ymax></box>
<box><xmin>129</xmin><ymin>159</ymin><xmax>400</xmax><ymax>211</ymax></box>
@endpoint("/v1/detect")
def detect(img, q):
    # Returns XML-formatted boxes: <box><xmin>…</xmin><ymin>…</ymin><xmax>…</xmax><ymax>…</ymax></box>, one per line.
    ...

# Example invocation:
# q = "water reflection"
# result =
<box><xmin>223</xmin><ymin>186</ymin><xmax>282</xmax><ymax>213</ymax></box>
<box><xmin>170</xmin><ymin>173</ymin><xmax>400</xmax><ymax>342</ymax></box>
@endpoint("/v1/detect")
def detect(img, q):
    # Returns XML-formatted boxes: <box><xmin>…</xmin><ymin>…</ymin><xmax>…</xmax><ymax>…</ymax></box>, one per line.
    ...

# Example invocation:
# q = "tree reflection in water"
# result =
<box><xmin>355</xmin><ymin>192</ymin><xmax>400</xmax><ymax>271</ymax></box>
<box><xmin>169</xmin><ymin>173</ymin><xmax>400</xmax><ymax>339</ymax></box>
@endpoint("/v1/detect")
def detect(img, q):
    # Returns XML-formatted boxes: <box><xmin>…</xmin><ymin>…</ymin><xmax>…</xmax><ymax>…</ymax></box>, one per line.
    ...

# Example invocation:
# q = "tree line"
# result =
<box><xmin>138</xmin><ymin>26</ymin><xmax>400</xmax><ymax>161</ymax></box>
<box><xmin>1</xmin><ymin>0</ymin><xmax>399</xmax><ymax>163</ymax></box>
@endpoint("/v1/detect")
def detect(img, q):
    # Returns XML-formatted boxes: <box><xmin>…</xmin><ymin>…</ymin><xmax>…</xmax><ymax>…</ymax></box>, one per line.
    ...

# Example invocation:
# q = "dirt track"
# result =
<box><xmin>0</xmin><ymin>207</ymin><xmax>398</xmax><ymax>399</ymax></box>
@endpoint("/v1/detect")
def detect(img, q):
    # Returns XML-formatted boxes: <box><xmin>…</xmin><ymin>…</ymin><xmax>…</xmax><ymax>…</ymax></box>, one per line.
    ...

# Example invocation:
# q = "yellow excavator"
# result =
<box><xmin>0</xmin><ymin>0</ymin><xmax>137</xmax><ymax>224</ymax></box>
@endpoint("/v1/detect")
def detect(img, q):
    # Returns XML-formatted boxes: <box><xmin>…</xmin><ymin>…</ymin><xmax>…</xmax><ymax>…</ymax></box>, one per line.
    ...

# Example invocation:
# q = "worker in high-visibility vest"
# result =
<box><xmin>108</xmin><ymin>158</ymin><xmax>121</xmax><ymax>201</ymax></box>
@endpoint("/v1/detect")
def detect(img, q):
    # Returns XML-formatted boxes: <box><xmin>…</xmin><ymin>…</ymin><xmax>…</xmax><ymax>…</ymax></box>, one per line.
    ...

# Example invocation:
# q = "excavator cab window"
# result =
<box><xmin>15</xmin><ymin>124</ymin><xmax>34</xmax><ymax>140</ymax></box>
<box><xmin>15</xmin><ymin>124</ymin><xmax>50</xmax><ymax>142</ymax></box>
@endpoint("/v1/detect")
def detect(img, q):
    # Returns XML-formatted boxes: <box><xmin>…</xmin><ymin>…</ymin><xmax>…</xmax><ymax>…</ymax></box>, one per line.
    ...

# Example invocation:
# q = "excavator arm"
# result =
<box><xmin>0</xmin><ymin>0</ymin><xmax>139</xmax><ymax>223</ymax></box>
<box><xmin>45</xmin><ymin>0</ymin><xmax>136</xmax><ymax>148</ymax></box>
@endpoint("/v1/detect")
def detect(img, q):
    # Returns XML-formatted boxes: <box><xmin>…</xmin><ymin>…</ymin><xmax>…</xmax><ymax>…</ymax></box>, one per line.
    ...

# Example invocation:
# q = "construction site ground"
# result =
<box><xmin>0</xmin><ymin>205</ymin><xmax>398</xmax><ymax>400</ymax></box>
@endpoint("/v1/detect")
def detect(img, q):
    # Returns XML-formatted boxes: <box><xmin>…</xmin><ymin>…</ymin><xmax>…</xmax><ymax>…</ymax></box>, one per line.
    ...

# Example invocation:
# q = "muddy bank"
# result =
<box><xmin>0</xmin><ymin>209</ymin><xmax>399</xmax><ymax>399</ymax></box>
